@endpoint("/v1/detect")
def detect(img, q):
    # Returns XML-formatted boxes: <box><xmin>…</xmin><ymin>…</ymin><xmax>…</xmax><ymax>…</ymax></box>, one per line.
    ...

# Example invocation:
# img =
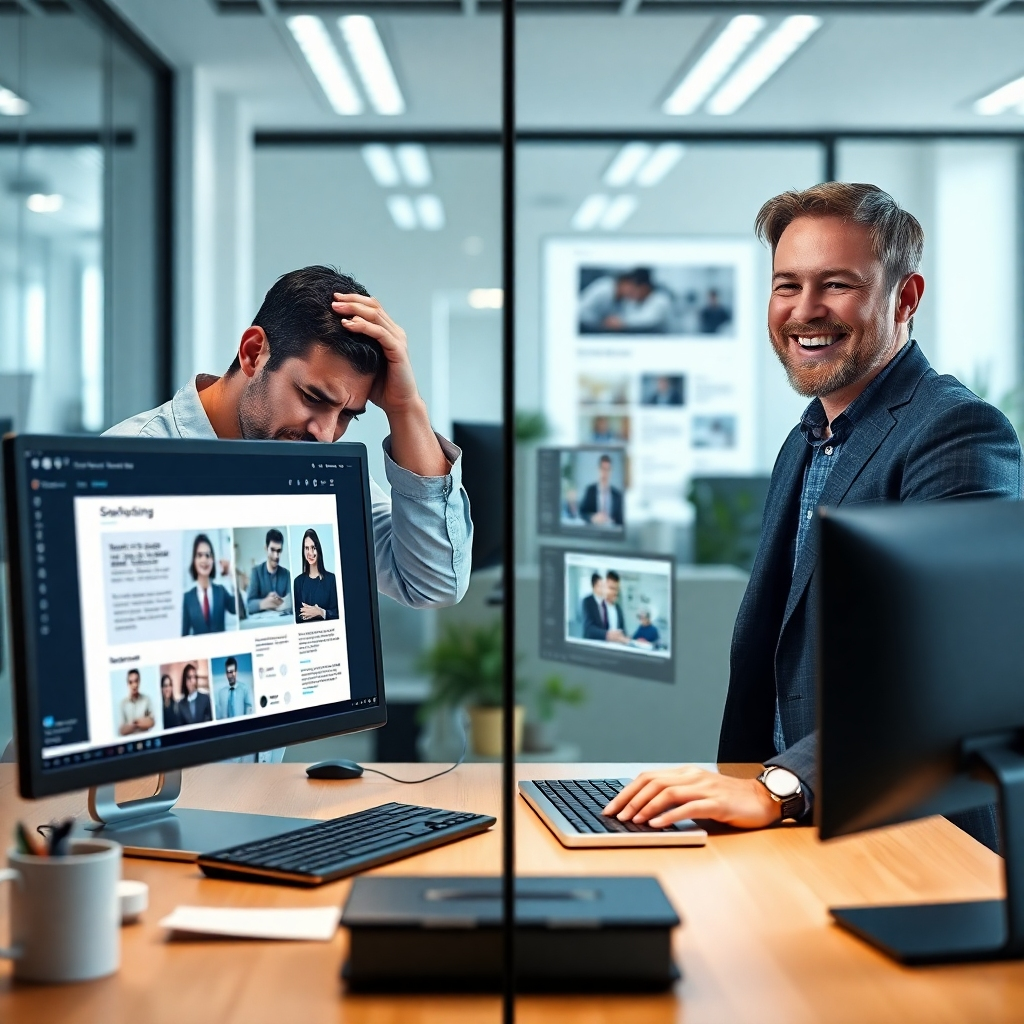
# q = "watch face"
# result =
<box><xmin>764</xmin><ymin>768</ymin><xmax>800</xmax><ymax>799</ymax></box>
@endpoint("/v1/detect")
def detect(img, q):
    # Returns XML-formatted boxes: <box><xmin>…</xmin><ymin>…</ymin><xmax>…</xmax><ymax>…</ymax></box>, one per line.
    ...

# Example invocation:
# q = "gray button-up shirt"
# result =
<box><xmin>105</xmin><ymin>375</ymin><xmax>473</xmax><ymax>609</ymax></box>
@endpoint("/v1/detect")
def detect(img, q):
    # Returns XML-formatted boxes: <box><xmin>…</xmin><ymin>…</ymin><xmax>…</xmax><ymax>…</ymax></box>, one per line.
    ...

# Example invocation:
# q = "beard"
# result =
<box><xmin>769</xmin><ymin>316</ymin><xmax>887</xmax><ymax>398</ymax></box>
<box><xmin>237</xmin><ymin>368</ymin><xmax>314</xmax><ymax>441</ymax></box>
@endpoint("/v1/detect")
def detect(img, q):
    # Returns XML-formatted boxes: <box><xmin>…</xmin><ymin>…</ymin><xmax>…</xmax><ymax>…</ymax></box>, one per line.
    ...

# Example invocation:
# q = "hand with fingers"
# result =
<box><xmin>601</xmin><ymin>765</ymin><xmax>782</xmax><ymax>830</ymax></box>
<box><xmin>330</xmin><ymin>292</ymin><xmax>449</xmax><ymax>477</ymax></box>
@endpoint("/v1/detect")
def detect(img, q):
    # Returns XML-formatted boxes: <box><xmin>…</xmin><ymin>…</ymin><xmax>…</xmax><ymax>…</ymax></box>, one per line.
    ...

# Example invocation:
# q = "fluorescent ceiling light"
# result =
<box><xmin>662</xmin><ymin>16</ymin><xmax>765</xmax><ymax>115</ymax></box>
<box><xmin>572</xmin><ymin>194</ymin><xmax>610</xmax><ymax>231</ymax></box>
<box><xmin>362</xmin><ymin>144</ymin><xmax>400</xmax><ymax>186</ymax></box>
<box><xmin>339</xmin><ymin>15</ymin><xmax>405</xmax><ymax>116</ymax></box>
<box><xmin>600</xmin><ymin>195</ymin><xmax>638</xmax><ymax>231</ymax></box>
<box><xmin>975</xmin><ymin>75</ymin><xmax>1024</xmax><ymax>115</ymax></box>
<box><xmin>707</xmin><ymin>15</ymin><xmax>821</xmax><ymax>116</ymax></box>
<box><xmin>468</xmin><ymin>288</ymin><xmax>503</xmax><ymax>309</ymax></box>
<box><xmin>415</xmin><ymin>194</ymin><xmax>445</xmax><ymax>230</ymax></box>
<box><xmin>604</xmin><ymin>143</ymin><xmax>652</xmax><ymax>187</ymax></box>
<box><xmin>0</xmin><ymin>85</ymin><xmax>29</xmax><ymax>117</ymax></box>
<box><xmin>636</xmin><ymin>143</ymin><xmax>686</xmax><ymax>186</ymax></box>
<box><xmin>396</xmin><ymin>144</ymin><xmax>431</xmax><ymax>186</ymax></box>
<box><xmin>26</xmin><ymin>194</ymin><xmax>63</xmax><ymax>214</ymax></box>
<box><xmin>287</xmin><ymin>15</ymin><xmax>363</xmax><ymax>116</ymax></box>
<box><xmin>387</xmin><ymin>195</ymin><xmax>417</xmax><ymax>230</ymax></box>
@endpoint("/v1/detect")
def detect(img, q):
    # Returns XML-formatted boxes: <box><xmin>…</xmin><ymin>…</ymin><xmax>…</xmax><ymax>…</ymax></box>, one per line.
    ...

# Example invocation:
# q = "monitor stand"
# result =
<box><xmin>73</xmin><ymin>770</ymin><xmax>315</xmax><ymax>862</ymax></box>
<box><xmin>830</xmin><ymin>742</ymin><xmax>1024</xmax><ymax>964</ymax></box>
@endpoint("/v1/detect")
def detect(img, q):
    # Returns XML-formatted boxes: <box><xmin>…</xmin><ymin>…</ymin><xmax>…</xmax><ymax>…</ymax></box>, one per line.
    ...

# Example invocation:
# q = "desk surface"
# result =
<box><xmin>0</xmin><ymin>762</ymin><xmax>1020</xmax><ymax>1023</ymax></box>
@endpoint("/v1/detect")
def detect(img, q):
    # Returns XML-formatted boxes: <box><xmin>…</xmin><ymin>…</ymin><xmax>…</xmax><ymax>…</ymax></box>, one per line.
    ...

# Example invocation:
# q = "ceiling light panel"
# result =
<box><xmin>662</xmin><ymin>15</ymin><xmax>765</xmax><ymax>116</ymax></box>
<box><xmin>287</xmin><ymin>15</ymin><xmax>363</xmax><ymax>116</ymax></box>
<box><xmin>975</xmin><ymin>75</ymin><xmax>1024</xmax><ymax>115</ymax></box>
<box><xmin>396</xmin><ymin>144</ymin><xmax>431</xmax><ymax>186</ymax></box>
<box><xmin>572</xmin><ymin>195</ymin><xmax>610</xmax><ymax>231</ymax></box>
<box><xmin>27</xmin><ymin>194</ymin><xmax>63</xmax><ymax>214</ymax></box>
<box><xmin>636</xmin><ymin>143</ymin><xmax>686</xmax><ymax>187</ymax></box>
<box><xmin>415</xmin><ymin>194</ymin><xmax>445</xmax><ymax>230</ymax></box>
<box><xmin>339</xmin><ymin>16</ymin><xmax>405</xmax><ymax>116</ymax></box>
<box><xmin>600</xmin><ymin>195</ymin><xmax>639</xmax><ymax>231</ymax></box>
<box><xmin>0</xmin><ymin>85</ymin><xmax>29</xmax><ymax>117</ymax></box>
<box><xmin>468</xmin><ymin>288</ymin><xmax>503</xmax><ymax>309</ymax></box>
<box><xmin>707</xmin><ymin>15</ymin><xmax>821</xmax><ymax>116</ymax></box>
<box><xmin>387</xmin><ymin>195</ymin><xmax>417</xmax><ymax>230</ymax></box>
<box><xmin>604</xmin><ymin>143</ymin><xmax>652</xmax><ymax>187</ymax></box>
<box><xmin>362</xmin><ymin>144</ymin><xmax>401</xmax><ymax>186</ymax></box>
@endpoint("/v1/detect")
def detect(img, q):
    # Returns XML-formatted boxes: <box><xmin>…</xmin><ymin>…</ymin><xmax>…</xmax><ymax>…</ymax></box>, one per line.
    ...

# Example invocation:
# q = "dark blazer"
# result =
<box><xmin>580</xmin><ymin>484</ymin><xmax>624</xmax><ymax>526</ymax></box>
<box><xmin>179</xmin><ymin>691</ymin><xmax>212</xmax><ymax>725</ymax></box>
<box><xmin>717</xmin><ymin>342</ymin><xmax>1021</xmax><ymax>846</ymax></box>
<box><xmin>581</xmin><ymin>593</ymin><xmax>624</xmax><ymax>639</ymax></box>
<box><xmin>182</xmin><ymin>582</ymin><xmax>237</xmax><ymax>636</ymax></box>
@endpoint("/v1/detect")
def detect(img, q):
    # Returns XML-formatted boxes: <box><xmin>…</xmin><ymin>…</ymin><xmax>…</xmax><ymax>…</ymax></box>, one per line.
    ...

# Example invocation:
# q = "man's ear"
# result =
<box><xmin>237</xmin><ymin>327</ymin><xmax>270</xmax><ymax>378</ymax></box>
<box><xmin>895</xmin><ymin>273</ymin><xmax>925</xmax><ymax>325</ymax></box>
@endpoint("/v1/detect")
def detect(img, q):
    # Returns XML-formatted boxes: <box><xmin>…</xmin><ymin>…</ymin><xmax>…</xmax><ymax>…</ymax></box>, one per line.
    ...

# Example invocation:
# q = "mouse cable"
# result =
<box><xmin>360</xmin><ymin>709</ymin><xmax>469</xmax><ymax>784</ymax></box>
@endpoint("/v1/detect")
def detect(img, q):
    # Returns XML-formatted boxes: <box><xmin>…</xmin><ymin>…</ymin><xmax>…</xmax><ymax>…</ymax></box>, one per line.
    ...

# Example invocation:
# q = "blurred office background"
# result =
<box><xmin>0</xmin><ymin>0</ymin><xmax>1022</xmax><ymax>766</ymax></box>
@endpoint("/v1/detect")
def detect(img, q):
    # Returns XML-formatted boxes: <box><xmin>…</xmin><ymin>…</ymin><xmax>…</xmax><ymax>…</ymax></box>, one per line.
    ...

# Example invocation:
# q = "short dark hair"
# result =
<box><xmin>591</xmin><ymin>572</ymin><xmax>602</xmax><ymax>586</ymax></box>
<box><xmin>606</xmin><ymin>570</ymin><xmax>620</xmax><ymax>583</ymax></box>
<box><xmin>599</xmin><ymin>454</ymin><xmax>612</xmax><ymax>466</ymax></box>
<box><xmin>127</xmin><ymin>669</ymin><xmax>140</xmax><ymax>682</ymax></box>
<box><xmin>266</xmin><ymin>528</ymin><xmax>284</xmax><ymax>548</ymax></box>
<box><xmin>620</xmin><ymin>268</ymin><xmax>652</xmax><ymax>288</ymax></box>
<box><xmin>189</xmin><ymin>534</ymin><xmax>214</xmax><ymax>581</ymax></box>
<box><xmin>229</xmin><ymin>266</ymin><xmax>384</xmax><ymax>380</ymax></box>
<box><xmin>225</xmin><ymin>657</ymin><xmax>237</xmax><ymax>671</ymax></box>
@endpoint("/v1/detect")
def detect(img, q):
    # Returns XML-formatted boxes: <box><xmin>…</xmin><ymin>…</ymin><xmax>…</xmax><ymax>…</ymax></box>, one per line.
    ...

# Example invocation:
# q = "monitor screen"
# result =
<box><xmin>539</xmin><ymin>547</ymin><xmax>674</xmax><ymax>683</ymax></box>
<box><xmin>536</xmin><ymin>446</ymin><xmax>627</xmax><ymax>540</ymax></box>
<box><xmin>5</xmin><ymin>436</ymin><xmax>386</xmax><ymax>798</ymax></box>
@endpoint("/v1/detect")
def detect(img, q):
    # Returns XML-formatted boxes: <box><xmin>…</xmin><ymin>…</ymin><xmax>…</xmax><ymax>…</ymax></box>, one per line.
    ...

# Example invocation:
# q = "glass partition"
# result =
<box><xmin>0</xmin><ymin>2</ymin><xmax>170</xmax><ymax>758</ymax></box>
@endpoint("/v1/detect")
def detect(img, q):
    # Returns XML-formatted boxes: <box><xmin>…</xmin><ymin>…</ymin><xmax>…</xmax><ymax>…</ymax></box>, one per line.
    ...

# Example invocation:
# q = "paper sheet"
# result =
<box><xmin>160</xmin><ymin>905</ymin><xmax>340</xmax><ymax>941</ymax></box>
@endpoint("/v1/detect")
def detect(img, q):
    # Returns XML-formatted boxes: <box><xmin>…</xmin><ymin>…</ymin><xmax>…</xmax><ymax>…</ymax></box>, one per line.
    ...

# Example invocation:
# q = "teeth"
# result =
<box><xmin>796</xmin><ymin>335</ymin><xmax>839</xmax><ymax>348</ymax></box>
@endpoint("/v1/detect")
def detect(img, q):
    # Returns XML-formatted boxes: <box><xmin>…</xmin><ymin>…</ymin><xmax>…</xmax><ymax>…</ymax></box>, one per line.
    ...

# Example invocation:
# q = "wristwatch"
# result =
<box><xmin>757</xmin><ymin>766</ymin><xmax>804</xmax><ymax>821</ymax></box>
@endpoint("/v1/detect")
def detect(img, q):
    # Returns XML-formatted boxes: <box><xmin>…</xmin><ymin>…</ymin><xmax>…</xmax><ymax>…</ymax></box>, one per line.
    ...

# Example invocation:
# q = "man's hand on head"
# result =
<box><xmin>601</xmin><ymin>766</ymin><xmax>782</xmax><ymax>830</ymax></box>
<box><xmin>331</xmin><ymin>292</ymin><xmax>449</xmax><ymax>478</ymax></box>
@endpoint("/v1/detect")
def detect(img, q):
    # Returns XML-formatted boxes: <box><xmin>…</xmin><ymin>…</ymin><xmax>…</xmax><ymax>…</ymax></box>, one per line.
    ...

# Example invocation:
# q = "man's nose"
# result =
<box><xmin>789</xmin><ymin>285</ymin><xmax>829</xmax><ymax>323</ymax></box>
<box><xmin>307</xmin><ymin>416</ymin><xmax>336</xmax><ymax>443</ymax></box>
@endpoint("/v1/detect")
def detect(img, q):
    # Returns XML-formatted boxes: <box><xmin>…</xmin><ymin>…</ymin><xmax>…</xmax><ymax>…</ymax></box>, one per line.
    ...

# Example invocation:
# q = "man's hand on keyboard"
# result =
<box><xmin>601</xmin><ymin>766</ymin><xmax>781</xmax><ymax>829</ymax></box>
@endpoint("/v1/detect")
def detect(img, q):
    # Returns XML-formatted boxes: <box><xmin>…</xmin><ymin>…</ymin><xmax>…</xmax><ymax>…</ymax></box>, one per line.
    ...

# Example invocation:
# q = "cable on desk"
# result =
<box><xmin>361</xmin><ymin>710</ymin><xmax>468</xmax><ymax>784</ymax></box>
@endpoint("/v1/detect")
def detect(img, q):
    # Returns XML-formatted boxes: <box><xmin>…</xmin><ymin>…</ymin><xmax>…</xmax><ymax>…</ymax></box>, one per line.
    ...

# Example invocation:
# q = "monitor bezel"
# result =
<box><xmin>4</xmin><ymin>434</ymin><xmax>388</xmax><ymax>800</ymax></box>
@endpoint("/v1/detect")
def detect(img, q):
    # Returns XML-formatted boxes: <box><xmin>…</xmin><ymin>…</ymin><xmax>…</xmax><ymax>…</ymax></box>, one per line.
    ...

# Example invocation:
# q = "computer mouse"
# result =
<box><xmin>306</xmin><ymin>758</ymin><xmax>364</xmax><ymax>780</ymax></box>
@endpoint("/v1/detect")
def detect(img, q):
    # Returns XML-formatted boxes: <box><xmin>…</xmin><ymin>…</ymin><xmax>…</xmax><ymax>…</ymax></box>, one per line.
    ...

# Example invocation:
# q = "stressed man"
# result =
<box><xmin>108</xmin><ymin>266</ymin><xmax>471</xmax><ymax>611</ymax></box>
<box><xmin>604</xmin><ymin>183</ymin><xmax>1021</xmax><ymax>848</ymax></box>
<box><xmin>246</xmin><ymin>529</ymin><xmax>291</xmax><ymax>616</ymax></box>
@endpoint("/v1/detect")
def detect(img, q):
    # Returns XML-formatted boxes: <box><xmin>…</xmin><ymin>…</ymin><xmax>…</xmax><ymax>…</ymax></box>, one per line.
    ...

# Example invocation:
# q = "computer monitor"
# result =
<box><xmin>452</xmin><ymin>422</ymin><xmax>503</xmax><ymax>571</ymax></box>
<box><xmin>818</xmin><ymin>500</ymin><xmax>1024</xmax><ymax>964</ymax></box>
<box><xmin>4</xmin><ymin>435</ymin><xmax>387</xmax><ymax>858</ymax></box>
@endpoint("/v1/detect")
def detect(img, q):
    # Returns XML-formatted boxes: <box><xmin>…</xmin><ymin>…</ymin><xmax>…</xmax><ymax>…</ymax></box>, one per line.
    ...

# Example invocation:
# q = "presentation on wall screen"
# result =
<box><xmin>17</xmin><ymin>443</ymin><xmax>381</xmax><ymax>773</ymax></box>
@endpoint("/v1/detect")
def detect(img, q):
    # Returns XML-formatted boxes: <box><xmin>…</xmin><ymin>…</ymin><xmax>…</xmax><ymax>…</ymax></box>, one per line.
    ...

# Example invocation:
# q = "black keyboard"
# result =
<box><xmin>197</xmin><ymin>802</ymin><xmax>496</xmax><ymax>886</ymax></box>
<box><xmin>535</xmin><ymin>779</ymin><xmax>674</xmax><ymax>834</ymax></box>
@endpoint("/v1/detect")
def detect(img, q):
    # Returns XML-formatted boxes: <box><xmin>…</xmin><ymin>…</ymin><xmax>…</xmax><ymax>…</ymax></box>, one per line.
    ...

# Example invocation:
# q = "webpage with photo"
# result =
<box><xmin>545</xmin><ymin>238</ymin><xmax>757</xmax><ymax>521</ymax></box>
<box><xmin>62</xmin><ymin>492</ymin><xmax>350</xmax><ymax>756</ymax></box>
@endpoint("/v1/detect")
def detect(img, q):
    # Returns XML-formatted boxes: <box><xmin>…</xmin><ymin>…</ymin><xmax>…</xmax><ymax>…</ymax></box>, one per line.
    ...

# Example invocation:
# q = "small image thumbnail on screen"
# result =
<box><xmin>536</xmin><ymin>447</ymin><xmax>627</xmax><ymax>540</ymax></box>
<box><xmin>539</xmin><ymin>547</ymin><xmax>673</xmax><ymax>684</ymax></box>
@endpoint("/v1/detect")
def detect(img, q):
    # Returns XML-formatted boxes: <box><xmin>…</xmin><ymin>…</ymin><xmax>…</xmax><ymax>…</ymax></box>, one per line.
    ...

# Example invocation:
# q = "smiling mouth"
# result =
<box><xmin>792</xmin><ymin>334</ymin><xmax>847</xmax><ymax>350</ymax></box>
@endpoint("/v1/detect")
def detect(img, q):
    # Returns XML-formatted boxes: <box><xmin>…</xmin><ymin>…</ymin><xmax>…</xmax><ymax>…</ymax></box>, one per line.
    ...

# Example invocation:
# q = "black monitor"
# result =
<box><xmin>4</xmin><ymin>435</ymin><xmax>386</xmax><ymax>858</ymax></box>
<box><xmin>818</xmin><ymin>501</ymin><xmax>1024</xmax><ymax>964</ymax></box>
<box><xmin>452</xmin><ymin>422</ymin><xmax>503</xmax><ymax>571</ymax></box>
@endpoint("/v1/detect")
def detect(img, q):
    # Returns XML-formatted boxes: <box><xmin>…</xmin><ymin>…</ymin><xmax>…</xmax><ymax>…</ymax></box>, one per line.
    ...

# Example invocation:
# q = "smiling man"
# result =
<box><xmin>107</xmin><ymin>265</ymin><xmax>471</xmax><ymax>613</ymax></box>
<box><xmin>604</xmin><ymin>183</ymin><xmax>1021</xmax><ymax>849</ymax></box>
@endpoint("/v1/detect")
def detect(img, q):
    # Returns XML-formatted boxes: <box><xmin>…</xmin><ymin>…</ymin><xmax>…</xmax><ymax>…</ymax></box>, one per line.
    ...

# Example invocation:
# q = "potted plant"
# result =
<box><xmin>418</xmin><ymin>620</ymin><xmax>524</xmax><ymax>757</ymax></box>
<box><xmin>524</xmin><ymin>675</ymin><xmax>586</xmax><ymax>753</ymax></box>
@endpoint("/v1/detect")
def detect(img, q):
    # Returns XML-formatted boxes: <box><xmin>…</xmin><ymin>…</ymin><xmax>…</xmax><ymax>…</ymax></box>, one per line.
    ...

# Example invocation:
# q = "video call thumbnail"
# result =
<box><xmin>536</xmin><ymin>446</ymin><xmax>627</xmax><ymax>540</ymax></box>
<box><xmin>539</xmin><ymin>547</ymin><xmax>674</xmax><ymax>684</ymax></box>
<box><xmin>68</xmin><ymin>492</ymin><xmax>353</xmax><ymax>756</ymax></box>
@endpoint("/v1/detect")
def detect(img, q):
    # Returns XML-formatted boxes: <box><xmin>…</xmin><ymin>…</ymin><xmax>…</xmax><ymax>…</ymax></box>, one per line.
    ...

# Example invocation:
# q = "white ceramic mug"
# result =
<box><xmin>0</xmin><ymin>838</ymin><xmax>121</xmax><ymax>983</ymax></box>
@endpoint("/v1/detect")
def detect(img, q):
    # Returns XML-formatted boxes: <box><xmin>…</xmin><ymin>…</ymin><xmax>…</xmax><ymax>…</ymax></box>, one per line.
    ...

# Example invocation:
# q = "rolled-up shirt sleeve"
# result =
<box><xmin>371</xmin><ymin>433</ymin><xmax>473</xmax><ymax>608</ymax></box>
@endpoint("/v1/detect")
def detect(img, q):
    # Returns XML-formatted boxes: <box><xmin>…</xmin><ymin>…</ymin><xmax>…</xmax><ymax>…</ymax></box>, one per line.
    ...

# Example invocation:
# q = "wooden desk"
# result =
<box><xmin>1</xmin><ymin>762</ymin><xmax>1021</xmax><ymax>1023</ymax></box>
